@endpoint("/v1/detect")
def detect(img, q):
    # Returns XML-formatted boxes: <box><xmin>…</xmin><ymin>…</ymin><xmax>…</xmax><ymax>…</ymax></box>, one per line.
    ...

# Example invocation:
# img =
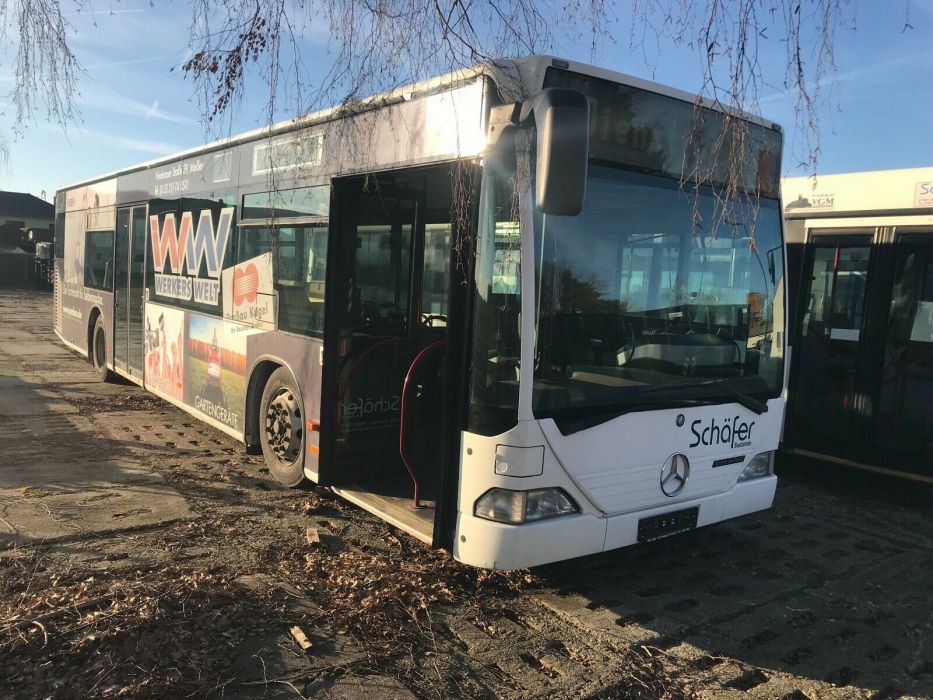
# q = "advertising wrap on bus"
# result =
<box><xmin>221</xmin><ymin>252</ymin><xmax>276</xmax><ymax>330</ymax></box>
<box><xmin>149</xmin><ymin>207</ymin><xmax>234</xmax><ymax>309</ymax></box>
<box><xmin>186</xmin><ymin>314</ymin><xmax>248</xmax><ymax>433</ymax></box>
<box><xmin>145</xmin><ymin>303</ymin><xmax>185</xmax><ymax>402</ymax></box>
<box><xmin>142</xmin><ymin>300</ymin><xmax>255</xmax><ymax>437</ymax></box>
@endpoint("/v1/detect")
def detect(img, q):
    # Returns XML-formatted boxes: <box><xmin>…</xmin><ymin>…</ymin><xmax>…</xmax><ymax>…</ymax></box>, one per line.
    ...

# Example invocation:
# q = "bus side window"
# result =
<box><xmin>84</xmin><ymin>230</ymin><xmax>114</xmax><ymax>291</ymax></box>
<box><xmin>54</xmin><ymin>213</ymin><xmax>65</xmax><ymax>259</ymax></box>
<box><xmin>277</xmin><ymin>225</ymin><xmax>328</xmax><ymax>336</ymax></box>
<box><xmin>421</xmin><ymin>223</ymin><xmax>451</xmax><ymax>323</ymax></box>
<box><xmin>237</xmin><ymin>225</ymin><xmax>327</xmax><ymax>336</ymax></box>
<box><xmin>237</xmin><ymin>227</ymin><xmax>274</xmax><ymax>264</ymax></box>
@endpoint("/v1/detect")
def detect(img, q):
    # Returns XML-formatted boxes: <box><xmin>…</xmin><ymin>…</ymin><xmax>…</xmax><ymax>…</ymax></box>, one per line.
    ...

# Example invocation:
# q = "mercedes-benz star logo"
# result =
<box><xmin>660</xmin><ymin>453</ymin><xmax>690</xmax><ymax>497</ymax></box>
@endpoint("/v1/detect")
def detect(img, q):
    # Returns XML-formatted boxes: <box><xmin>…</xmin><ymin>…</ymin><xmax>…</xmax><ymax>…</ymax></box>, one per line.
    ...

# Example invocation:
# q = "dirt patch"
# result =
<box><xmin>0</xmin><ymin>491</ymin><xmax>695</xmax><ymax>698</ymax></box>
<box><xmin>67</xmin><ymin>391</ymin><xmax>170</xmax><ymax>414</ymax></box>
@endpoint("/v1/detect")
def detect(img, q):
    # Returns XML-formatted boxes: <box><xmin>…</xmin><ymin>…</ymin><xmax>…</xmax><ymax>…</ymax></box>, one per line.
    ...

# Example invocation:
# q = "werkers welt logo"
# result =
<box><xmin>149</xmin><ymin>207</ymin><xmax>234</xmax><ymax>305</ymax></box>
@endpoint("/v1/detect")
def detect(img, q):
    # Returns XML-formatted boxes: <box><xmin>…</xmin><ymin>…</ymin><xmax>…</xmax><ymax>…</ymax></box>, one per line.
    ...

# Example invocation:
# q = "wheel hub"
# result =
<box><xmin>264</xmin><ymin>388</ymin><xmax>303</xmax><ymax>464</ymax></box>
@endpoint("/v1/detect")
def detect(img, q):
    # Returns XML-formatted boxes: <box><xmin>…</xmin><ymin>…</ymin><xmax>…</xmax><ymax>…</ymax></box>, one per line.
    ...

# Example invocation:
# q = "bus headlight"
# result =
<box><xmin>474</xmin><ymin>488</ymin><xmax>579</xmax><ymax>524</ymax></box>
<box><xmin>739</xmin><ymin>451</ymin><xmax>774</xmax><ymax>481</ymax></box>
<box><xmin>474</xmin><ymin>488</ymin><xmax>525</xmax><ymax>523</ymax></box>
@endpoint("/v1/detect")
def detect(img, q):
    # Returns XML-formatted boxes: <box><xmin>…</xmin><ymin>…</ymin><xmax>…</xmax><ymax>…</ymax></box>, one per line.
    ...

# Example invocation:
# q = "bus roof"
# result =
<box><xmin>58</xmin><ymin>55</ymin><xmax>782</xmax><ymax>195</ymax></box>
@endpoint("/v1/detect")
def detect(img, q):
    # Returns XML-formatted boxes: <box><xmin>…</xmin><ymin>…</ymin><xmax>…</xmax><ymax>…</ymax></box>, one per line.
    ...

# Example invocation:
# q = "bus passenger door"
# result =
<box><xmin>789</xmin><ymin>233</ymin><xmax>873</xmax><ymax>448</ymax></box>
<box><xmin>114</xmin><ymin>209</ymin><xmax>130</xmax><ymax>373</ymax></box>
<box><xmin>872</xmin><ymin>230</ymin><xmax>933</xmax><ymax>473</ymax></box>
<box><xmin>319</xmin><ymin>169</ymin><xmax>457</xmax><ymax>534</ymax></box>
<box><xmin>127</xmin><ymin>206</ymin><xmax>147</xmax><ymax>378</ymax></box>
<box><xmin>114</xmin><ymin>205</ymin><xmax>148</xmax><ymax>379</ymax></box>
<box><xmin>322</xmin><ymin>176</ymin><xmax>422</xmax><ymax>482</ymax></box>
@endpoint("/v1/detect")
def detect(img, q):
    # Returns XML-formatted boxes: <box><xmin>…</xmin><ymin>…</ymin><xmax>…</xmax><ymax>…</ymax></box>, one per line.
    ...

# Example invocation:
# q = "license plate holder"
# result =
<box><xmin>637</xmin><ymin>506</ymin><xmax>699</xmax><ymax>543</ymax></box>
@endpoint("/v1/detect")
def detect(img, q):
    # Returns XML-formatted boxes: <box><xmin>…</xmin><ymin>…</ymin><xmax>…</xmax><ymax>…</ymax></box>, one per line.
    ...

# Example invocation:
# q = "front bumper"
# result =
<box><xmin>452</xmin><ymin>475</ymin><xmax>777</xmax><ymax>569</ymax></box>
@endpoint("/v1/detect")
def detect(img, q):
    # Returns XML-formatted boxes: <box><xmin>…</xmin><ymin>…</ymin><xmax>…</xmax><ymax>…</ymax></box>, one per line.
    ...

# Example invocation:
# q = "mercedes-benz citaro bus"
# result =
<box><xmin>52</xmin><ymin>56</ymin><xmax>787</xmax><ymax>569</ymax></box>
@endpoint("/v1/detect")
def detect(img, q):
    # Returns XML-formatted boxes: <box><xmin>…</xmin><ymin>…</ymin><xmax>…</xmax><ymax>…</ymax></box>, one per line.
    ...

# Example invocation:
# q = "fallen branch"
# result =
<box><xmin>0</xmin><ymin>594</ymin><xmax>113</xmax><ymax>633</ymax></box>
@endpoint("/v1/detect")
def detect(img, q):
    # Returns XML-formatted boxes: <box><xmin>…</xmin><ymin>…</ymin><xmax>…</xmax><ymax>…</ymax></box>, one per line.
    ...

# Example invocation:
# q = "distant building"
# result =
<box><xmin>0</xmin><ymin>190</ymin><xmax>54</xmax><ymax>288</ymax></box>
<box><xmin>0</xmin><ymin>190</ymin><xmax>54</xmax><ymax>230</ymax></box>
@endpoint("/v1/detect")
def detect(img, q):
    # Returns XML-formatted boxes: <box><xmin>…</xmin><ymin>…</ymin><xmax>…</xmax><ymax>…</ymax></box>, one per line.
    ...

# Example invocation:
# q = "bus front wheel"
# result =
<box><xmin>259</xmin><ymin>367</ymin><xmax>307</xmax><ymax>487</ymax></box>
<box><xmin>91</xmin><ymin>317</ymin><xmax>113</xmax><ymax>382</ymax></box>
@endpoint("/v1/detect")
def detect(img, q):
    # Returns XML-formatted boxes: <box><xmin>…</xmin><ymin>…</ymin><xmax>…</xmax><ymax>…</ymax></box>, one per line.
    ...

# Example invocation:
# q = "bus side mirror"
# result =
<box><xmin>520</xmin><ymin>88</ymin><xmax>590</xmax><ymax>216</ymax></box>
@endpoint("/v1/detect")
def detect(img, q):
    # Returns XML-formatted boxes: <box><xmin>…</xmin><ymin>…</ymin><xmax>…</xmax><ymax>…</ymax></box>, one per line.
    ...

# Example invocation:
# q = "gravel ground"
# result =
<box><xmin>0</xmin><ymin>289</ymin><xmax>930</xmax><ymax>699</ymax></box>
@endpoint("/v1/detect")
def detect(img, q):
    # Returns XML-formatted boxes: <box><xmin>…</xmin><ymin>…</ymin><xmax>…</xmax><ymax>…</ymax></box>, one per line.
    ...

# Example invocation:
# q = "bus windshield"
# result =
<box><xmin>532</xmin><ymin>165</ymin><xmax>785</xmax><ymax>432</ymax></box>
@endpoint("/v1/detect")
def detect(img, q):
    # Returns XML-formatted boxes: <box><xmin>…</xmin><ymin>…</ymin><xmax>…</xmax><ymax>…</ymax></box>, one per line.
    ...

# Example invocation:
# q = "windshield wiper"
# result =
<box><xmin>547</xmin><ymin>397</ymin><xmax>727</xmax><ymax>433</ymax></box>
<box><xmin>640</xmin><ymin>378</ymin><xmax>769</xmax><ymax>415</ymax></box>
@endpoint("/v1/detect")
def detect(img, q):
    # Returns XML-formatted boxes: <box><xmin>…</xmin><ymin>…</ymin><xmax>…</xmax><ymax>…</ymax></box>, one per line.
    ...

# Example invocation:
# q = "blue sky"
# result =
<box><xmin>1</xmin><ymin>1</ymin><xmax>931</xmax><ymax>200</ymax></box>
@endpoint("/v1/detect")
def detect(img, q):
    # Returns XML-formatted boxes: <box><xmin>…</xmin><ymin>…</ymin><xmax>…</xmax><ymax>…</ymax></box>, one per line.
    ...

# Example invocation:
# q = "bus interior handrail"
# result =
<box><xmin>399</xmin><ymin>340</ymin><xmax>446</xmax><ymax>509</ymax></box>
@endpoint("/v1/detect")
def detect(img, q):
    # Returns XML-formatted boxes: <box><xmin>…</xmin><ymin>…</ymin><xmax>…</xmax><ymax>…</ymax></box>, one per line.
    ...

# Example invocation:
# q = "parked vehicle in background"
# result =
<box><xmin>783</xmin><ymin>166</ymin><xmax>933</xmax><ymax>483</ymax></box>
<box><xmin>34</xmin><ymin>241</ymin><xmax>54</xmax><ymax>289</ymax></box>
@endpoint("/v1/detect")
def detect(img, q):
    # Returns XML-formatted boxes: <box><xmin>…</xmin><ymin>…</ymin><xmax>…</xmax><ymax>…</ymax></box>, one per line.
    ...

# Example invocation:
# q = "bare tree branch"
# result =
<box><xmin>1</xmin><ymin>0</ymin><xmax>905</xmax><ymax>196</ymax></box>
<box><xmin>631</xmin><ymin>0</ymin><xmax>854</xmax><ymax>178</ymax></box>
<box><xmin>180</xmin><ymin>0</ymin><xmax>609</xmax><ymax>135</ymax></box>
<box><xmin>2</xmin><ymin>0</ymin><xmax>83</xmax><ymax>135</ymax></box>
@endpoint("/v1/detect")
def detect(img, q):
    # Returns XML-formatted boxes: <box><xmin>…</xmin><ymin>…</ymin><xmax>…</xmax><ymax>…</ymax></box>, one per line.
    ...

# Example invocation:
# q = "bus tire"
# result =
<box><xmin>259</xmin><ymin>367</ymin><xmax>307</xmax><ymax>487</ymax></box>
<box><xmin>91</xmin><ymin>316</ymin><xmax>113</xmax><ymax>382</ymax></box>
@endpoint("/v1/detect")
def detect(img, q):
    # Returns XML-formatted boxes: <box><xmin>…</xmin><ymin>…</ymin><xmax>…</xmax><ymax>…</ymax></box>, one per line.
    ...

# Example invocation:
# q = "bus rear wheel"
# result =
<box><xmin>259</xmin><ymin>367</ymin><xmax>306</xmax><ymax>487</ymax></box>
<box><xmin>91</xmin><ymin>317</ymin><xmax>113</xmax><ymax>382</ymax></box>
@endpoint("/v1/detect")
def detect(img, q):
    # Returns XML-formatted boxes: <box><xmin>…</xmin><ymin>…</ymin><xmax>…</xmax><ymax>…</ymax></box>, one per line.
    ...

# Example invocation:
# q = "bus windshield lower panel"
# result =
<box><xmin>532</xmin><ymin>166</ymin><xmax>785</xmax><ymax>434</ymax></box>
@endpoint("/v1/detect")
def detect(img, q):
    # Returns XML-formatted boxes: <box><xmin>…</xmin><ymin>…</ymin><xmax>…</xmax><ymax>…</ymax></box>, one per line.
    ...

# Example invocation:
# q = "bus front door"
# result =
<box><xmin>321</xmin><ymin>170</ymin><xmax>452</xmax><ymax>522</ymax></box>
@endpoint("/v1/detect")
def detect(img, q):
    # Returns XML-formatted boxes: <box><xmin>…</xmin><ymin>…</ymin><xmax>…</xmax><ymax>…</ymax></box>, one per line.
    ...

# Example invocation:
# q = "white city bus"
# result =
<box><xmin>53</xmin><ymin>56</ymin><xmax>787</xmax><ymax>569</ymax></box>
